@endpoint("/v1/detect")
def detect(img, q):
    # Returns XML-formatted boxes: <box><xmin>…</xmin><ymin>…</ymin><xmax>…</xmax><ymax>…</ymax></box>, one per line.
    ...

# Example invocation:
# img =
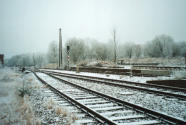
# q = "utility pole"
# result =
<box><xmin>113</xmin><ymin>29</ymin><xmax>117</xmax><ymax>64</ymax></box>
<box><xmin>59</xmin><ymin>28</ymin><xmax>62</xmax><ymax>68</ymax></box>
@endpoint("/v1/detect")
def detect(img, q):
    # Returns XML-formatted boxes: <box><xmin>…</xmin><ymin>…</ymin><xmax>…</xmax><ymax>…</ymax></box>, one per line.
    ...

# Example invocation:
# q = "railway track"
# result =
<box><xmin>33</xmin><ymin>71</ymin><xmax>185</xmax><ymax>124</ymax></box>
<box><xmin>34</xmin><ymin>82</ymin><xmax>101</xmax><ymax>124</ymax></box>
<box><xmin>132</xmin><ymin>66</ymin><xmax>186</xmax><ymax>70</ymax></box>
<box><xmin>39</xmin><ymin>69</ymin><xmax>186</xmax><ymax>100</ymax></box>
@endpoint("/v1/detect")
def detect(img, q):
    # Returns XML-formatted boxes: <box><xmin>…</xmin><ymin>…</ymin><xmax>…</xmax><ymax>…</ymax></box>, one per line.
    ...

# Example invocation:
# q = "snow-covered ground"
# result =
<box><xmin>1</xmin><ymin>68</ymin><xmax>185</xmax><ymax>124</ymax></box>
<box><xmin>0</xmin><ymin>68</ymin><xmax>34</xmax><ymax>124</ymax></box>
<box><xmin>0</xmin><ymin>68</ymin><xmax>79</xmax><ymax>124</ymax></box>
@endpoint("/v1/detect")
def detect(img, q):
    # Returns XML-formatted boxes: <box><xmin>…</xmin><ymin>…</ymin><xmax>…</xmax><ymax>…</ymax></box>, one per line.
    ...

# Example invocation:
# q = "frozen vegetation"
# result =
<box><xmin>0</xmin><ymin>68</ymin><xmax>79</xmax><ymax>124</ymax></box>
<box><xmin>4</xmin><ymin>34</ymin><xmax>186</xmax><ymax>68</ymax></box>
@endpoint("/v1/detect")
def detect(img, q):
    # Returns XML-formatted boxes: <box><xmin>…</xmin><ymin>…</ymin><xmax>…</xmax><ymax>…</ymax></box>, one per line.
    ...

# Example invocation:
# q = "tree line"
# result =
<box><xmin>5</xmin><ymin>34</ymin><xmax>186</xmax><ymax>67</ymax></box>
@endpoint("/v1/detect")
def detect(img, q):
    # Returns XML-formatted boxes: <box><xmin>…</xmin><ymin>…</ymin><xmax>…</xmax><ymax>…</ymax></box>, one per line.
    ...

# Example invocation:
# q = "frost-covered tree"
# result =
<box><xmin>144</xmin><ymin>35</ymin><xmax>174</xmax><ymax>57</ymax></box>
<box><xmin>120</xmin><ymin>42</ymin><xmax>134</xmax><ymax>58</ymax></box>
<box><xmin>47</xmin><ymin>41</ymin><xmax>58</xmax><ymax>63</ymax></box>
<box><xmin>66</xmin><ymin>38</ymin><xmax>85</xmax><ymax>63</ymax></box>
<box><xmin>178</xmin><ymin>42</ymin><xmax>186</xmax><ymax>63</ymax></box>
<box><xmin>91</xmin><ymin>42</ymin><xmax>109</xmax><ymax>60</ymax></box>
<box><xmin>133</xmin><ymin>44</ymin><xmax>142</xmax><ymax>58</ymax></box>
<box><xmin>7</xmin><ymin>54</ymin><xmax>32</xmax><ymax>67</ymax></box>
<box><xmin>32</xmin><ymin>53</ymin><xmax>45</xmax><ymax>67</ymax></box>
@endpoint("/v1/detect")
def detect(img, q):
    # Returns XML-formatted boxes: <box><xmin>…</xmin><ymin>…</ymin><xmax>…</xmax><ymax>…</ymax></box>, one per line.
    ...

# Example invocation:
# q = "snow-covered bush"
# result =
<box><xmin>172</xmin><ymin>70</ymin><xmax>186</xmax><ymax>80</ymax></box>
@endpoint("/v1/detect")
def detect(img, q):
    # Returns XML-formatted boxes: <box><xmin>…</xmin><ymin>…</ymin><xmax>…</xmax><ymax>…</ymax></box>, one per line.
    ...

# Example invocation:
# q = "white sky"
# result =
<box><xmin>1</xmin><ymin>0</ymin><xmax>186</xmax><ymax>58</ymax></box>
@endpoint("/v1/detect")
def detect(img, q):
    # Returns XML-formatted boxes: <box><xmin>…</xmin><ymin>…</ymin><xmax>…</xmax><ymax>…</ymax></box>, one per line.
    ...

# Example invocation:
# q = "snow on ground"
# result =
<box><xmin>0</xmin><ymin>67</ymin><xmax>35</xmax><ymax>124</ymax></box>
<box><xmin>28</xmin><ymin>74</ymin><xmax>79</xmax><ymax>125</ymax></box>
<box><xmin>0</xmin><ymin>68</ymin><xmax>78</xmax><ymax>125</ymax></box>
<box><xmin>40</xmin><ymin>69</ymin><xmax>173</xmax><ymax>83</ymax></box>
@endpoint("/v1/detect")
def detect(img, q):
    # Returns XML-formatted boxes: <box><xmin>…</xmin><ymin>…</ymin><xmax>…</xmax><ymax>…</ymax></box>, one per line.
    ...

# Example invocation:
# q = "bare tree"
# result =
<box><xmin>92</xmin><ymin>42</ymin><xmax>109</xmax><ymax>60</ymax></box>
<box><xmin>122</xmin><ymin>42</ymin><xmax>134</xmax><ymax>58</ymax></box>
<box><xmin>32</xmin><ymin>53</ymin><xmax>37</xmax><ymax>67</ymax></box>
<box><xmin>144</xmin><ymin>35</ymin><xmax>174</xmax><ymax>57</ymax></box>
<box><xmin>133</xmin><ymin>44</ymin><xmax>142</xmax><ymax>58</ymax></box>
<box><xmin>36</xmin><ymin>54</ymin><xmax>44</xmax><ymax>67</ymax></box>
<box><xmin>47</xmin><ymin>41</ymin><xmax>58</xmax><ymax>63</ymax></box>
<box><xmin>66</xmin><ymin>38</ymin><xmax>85</xmax><ymax>64</ymax></box>
<box><xmin>179</xmin><ymin>42</ymin><xmax>186</xmax><ymax>64</ymax></box>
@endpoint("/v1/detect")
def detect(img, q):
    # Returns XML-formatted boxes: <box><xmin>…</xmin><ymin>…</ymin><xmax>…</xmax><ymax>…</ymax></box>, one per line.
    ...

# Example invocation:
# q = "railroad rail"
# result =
<box><xmin>33</xmin><ymin>70</ymin><xmax>185</xmax><ymax>124</ymax></box>
<box><xmin>132</xmin><ymin>65</ymin><xmax>186</xmax><ymax>70</ymax></box>
<box><xmin>68</xmin><ymin>66</ymin><xmax>185</xmax><ymax>76</ymax></box>
<box><xmin>39</xmin><ymin>69</ymin><xmax>186</xmax><ymax>100</ymax></box>
<box><xmin>34</xmin><ymin>81</ymin><xmax>101</xmax><ymax>124</ymax></box>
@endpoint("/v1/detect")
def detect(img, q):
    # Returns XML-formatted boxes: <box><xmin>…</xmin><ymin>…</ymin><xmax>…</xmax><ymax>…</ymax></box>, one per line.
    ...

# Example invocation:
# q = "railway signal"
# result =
<box><xmin>67</xmin><ymin>45</ymin><xmax>70</xmax><ymax>70</ymax></box>
<box><xmin>0</xmin><ymin>54</ymin><xmax>4</xmax><ymax>67</ymax></box>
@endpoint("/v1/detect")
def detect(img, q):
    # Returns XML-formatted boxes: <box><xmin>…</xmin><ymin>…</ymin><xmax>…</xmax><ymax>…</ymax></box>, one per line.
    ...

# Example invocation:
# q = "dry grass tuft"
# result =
<box><xmin>49</xmin><ymin>98</ymin><xmax>55</xmax><ymax>105</ymax></box>
<box><xmin>34</xmin><ymin>85</ymin><xmax>40</xmax><ymax>89</ymax></box>
<box><xmin>47</xmin><ymin>105</ymin><xmax>52</xmax><ymax>109</ymax></box>
<box><xmin>68</xmin><ymin>114</ymin><xmax>78</xmax><ymax>124</ymax></box>
<box><xmin>42</xmin><ymin>84</ymin><xmax>48</xmax><ymax>88</ymax></box>
<box><xmin>35</xmin><ymin>119</ymin><xmax>41</xmax><ymax>125</ymax></box>
<box><xmin>47</xmin><ymin>98</ymin><xmax>55</xmax><ymax>109</ymax></box>
<box><xmin>62</xmin><ymin>109</ymin><xmax>68</xmax><ymax>117</ymax></box>
<box><xmin>71</xmin><ymin>114</ymin><xmax>78</xmax><ymax>122</ymax></box>
<box><xmin>20</xmin><ymin>103</ymin><xmax>28</xmax><ymax>115</ymax></box>
<box><xmin>28</xmin><ymin>78</ymin><xmax>33</xmax><ymax>82</ymax></box>
<box><xmin>76</xmin><ymin>66</ymin><xmax>80</xmax><ymax>73</ymax></box>
<box><xmin>25</xmin><ymin>115</ymin><xmax>33</xmax><ymax>125</ymax></box>
<box><xmin>55</xmin><ymin>107</ymin><xmax>62</xmax><ymax>116</ymax></box>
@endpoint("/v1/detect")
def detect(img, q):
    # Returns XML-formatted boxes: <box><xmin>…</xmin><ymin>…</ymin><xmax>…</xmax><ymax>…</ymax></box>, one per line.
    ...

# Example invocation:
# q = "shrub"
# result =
<box><xmin>18</xmin><ymin>87</ymin><xmax>30</xmax><ymax>97</ymax></box>
<box><xmin>172</xmin><ymin>70</ymin><xmax>186</xmax><ymax>79</ymax></box>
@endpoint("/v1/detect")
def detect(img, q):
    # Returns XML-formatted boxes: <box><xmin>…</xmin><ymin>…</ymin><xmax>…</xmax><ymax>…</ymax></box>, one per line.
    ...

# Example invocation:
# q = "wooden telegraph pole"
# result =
<box><xmin>113</xmin><ymin>29</ymin><xmax>117</xmax><ymax>64</ymax></box>
<box><xmin>59</xmin><ymin>28</ymin><xmax>62</xmax><ymax>68</ymax></box>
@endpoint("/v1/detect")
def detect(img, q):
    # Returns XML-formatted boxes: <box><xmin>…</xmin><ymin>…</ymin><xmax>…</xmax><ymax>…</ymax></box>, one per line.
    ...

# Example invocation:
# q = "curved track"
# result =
<box><xmin>39</xmin><ymin>69</ymin><xmax>186</xmax><ymax>100</ymax></box>
<box><xmin>33</xmin><ymin>71</ymin><xmax>186</xmax><ymax>124</ymax></box>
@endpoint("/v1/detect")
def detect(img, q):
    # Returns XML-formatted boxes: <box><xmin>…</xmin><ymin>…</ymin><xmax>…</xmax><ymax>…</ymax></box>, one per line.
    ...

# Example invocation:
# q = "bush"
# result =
<box><xmin>95</xmin><ymin>62</ymin><xmax>103</xmax><ymax>67</ymax></box>
<box><xmin>18</xmin><ymin>88</ymin><xmax>30</xmax><ymax>97</ymax></box>
<box><xmin>78</xmin><ymin>61</ymin><xmax>88</xmax><ymax>66</ymax></box>
<box><xmin>172</xmin><ymin>70</ymin><xmax>186</xmax><ymax>80</ymax></box>
<box><xmin>18</xmin><ymin>80</ymin><xmax>31</xmax><ymax>97</ymax></box>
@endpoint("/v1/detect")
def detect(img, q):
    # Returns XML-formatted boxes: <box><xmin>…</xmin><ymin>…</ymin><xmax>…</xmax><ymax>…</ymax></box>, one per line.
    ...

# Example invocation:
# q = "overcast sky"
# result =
<box><xmin>1</xmin><ymin>0</ymin><xmax>186</xmax><ymax>58</ymax></box>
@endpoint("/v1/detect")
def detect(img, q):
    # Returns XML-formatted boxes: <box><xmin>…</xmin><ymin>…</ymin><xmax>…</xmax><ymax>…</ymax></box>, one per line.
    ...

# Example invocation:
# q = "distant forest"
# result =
<box><xmin>6</xmin><ymin>34</ymin><xmax>186</xmax><ymax>67</ymax></box>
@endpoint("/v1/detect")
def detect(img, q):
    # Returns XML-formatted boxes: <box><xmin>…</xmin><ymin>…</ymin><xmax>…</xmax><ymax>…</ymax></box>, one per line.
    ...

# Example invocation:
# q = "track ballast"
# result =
<box><xmin>33</xmin><ymin>71</ymin><xmax>185</xmax><ymax>124</ymax></box>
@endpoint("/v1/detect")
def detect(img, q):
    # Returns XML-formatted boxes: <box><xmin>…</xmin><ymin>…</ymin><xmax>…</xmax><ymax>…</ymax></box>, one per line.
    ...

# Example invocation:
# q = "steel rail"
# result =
<box><xmin>42</xmin><ymin>71</ymin><xmax>186</xmax><ymax>125</ymax></box>
<box><xmin>40</xmin><ymin>70</ymin><xmax>186</xmax><ymax>100</ymax></box>
<box><xmin>40</xmin><ymin>69</ymin><xmax>186</xmax><ymax>92</ymax></box>
<box><xmin>33</xmin><ymin>71</ymin><xmax>116</xmax><ymax>125</ymax></box>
